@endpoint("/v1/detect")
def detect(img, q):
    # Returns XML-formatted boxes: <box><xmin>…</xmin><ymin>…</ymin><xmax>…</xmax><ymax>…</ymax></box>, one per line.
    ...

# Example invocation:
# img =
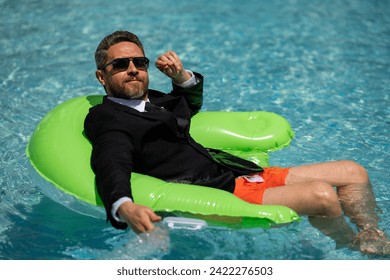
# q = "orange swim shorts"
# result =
<box><xmin>233</xmin><ymin>167</ymin><xmax>290</xmax><ymax>204</ymax></box>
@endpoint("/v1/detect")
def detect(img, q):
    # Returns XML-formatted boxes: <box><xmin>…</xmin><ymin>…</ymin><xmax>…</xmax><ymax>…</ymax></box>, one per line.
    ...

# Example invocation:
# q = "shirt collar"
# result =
<box><xmin>107</xmin><ymin>96</ymin><xmax>148</xmax><ymax>112</ymax></box>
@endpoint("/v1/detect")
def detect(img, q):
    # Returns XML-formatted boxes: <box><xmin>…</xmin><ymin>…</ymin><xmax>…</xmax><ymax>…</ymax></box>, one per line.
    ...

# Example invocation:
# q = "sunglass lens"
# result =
<box><xmin>109</xmin><ymin>57</ymin><xmax>149</xmax><ymax>71</ymax></box>
<box><xmin>112</xmin><ymin>59</ymin><xmax>130</xmax><ymax>70</ymax></box>
<box><xmin>133</xmin><ymin>58</ymin><xmax>149</xmax><ymax>69</ymax></box>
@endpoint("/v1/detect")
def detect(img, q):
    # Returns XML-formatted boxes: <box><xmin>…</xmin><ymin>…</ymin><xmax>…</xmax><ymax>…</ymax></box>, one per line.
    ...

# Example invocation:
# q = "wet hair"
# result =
<box><xmin>95</xmin><ymin>30</ymin><xmax>145</xmax><ymax>70</ymax></box>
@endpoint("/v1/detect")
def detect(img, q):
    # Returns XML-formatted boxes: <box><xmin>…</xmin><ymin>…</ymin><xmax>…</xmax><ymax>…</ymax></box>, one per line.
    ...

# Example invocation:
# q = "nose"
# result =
<box><xmin>126</xmin><ymin>61</ymin><xmax>139</xmax><ymax>75</ymax></box>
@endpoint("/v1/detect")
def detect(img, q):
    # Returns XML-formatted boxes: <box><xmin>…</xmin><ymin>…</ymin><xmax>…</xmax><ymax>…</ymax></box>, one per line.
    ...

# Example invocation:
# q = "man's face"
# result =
<box><xmin>96</xmin><ymin>41</ymin><xmax>149</xmax><ymax>100</ymax></box>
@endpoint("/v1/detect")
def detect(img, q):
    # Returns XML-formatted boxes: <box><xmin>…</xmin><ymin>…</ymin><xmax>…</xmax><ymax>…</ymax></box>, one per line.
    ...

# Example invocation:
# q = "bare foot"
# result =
<box><xmin>351</xmin><ymin>227</ymin><xmax>390</xmax><ymax>255</ymax></box>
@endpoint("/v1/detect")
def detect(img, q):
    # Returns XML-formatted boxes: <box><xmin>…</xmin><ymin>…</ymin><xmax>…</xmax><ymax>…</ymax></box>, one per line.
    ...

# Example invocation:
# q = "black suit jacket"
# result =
<box><xmin>84</xmin><ymin>73</ymin><xmax>262</xmax><ymax>228</ymax></box>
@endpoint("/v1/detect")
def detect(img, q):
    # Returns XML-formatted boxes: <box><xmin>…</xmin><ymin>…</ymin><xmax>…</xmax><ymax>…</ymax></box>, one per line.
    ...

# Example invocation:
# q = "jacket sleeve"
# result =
<box><xmin>170</xmin><ymin>72</ymin><xmax>203</xmax><ymax>116</ymax></box>
<box><xmin>84</xmin><ymin>109</ymin><xmax>134</xmax><ymax>229</ymax></box>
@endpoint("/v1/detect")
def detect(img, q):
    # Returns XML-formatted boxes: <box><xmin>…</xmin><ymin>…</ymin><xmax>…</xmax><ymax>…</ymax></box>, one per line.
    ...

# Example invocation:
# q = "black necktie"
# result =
<box><xmin>145</xmin><ymin>102</ymin><xmax>165</xmax><ymax>112</ymax></box>
<box><xmin>145</xmin><ymin>102</ymin><xmax>189</xmax><ymax>133</ymax></box>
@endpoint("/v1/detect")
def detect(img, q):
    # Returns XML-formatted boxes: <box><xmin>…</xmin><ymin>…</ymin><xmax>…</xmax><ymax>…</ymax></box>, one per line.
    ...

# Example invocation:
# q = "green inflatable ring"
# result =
<box><xmin>26</xmin><ymin>95</ymin><xmax>299</xmax><ymax>228</ymax></box>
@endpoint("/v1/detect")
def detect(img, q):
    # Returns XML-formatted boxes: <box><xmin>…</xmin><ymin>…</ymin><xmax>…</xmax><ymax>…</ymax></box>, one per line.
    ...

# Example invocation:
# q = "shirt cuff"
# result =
<box><xmin>111</xmin><ymin>197</ymin><xmax>133</xmax><ymax>223</ymax></box>
<box><xmin>173</xmin><ymin>70</ymin><xmax>198</xmax><ymax>88</ymax></box>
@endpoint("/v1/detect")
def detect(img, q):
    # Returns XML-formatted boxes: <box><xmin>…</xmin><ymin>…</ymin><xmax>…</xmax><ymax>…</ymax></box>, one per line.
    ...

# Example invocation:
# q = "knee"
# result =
<box><xmin>340</xmin><ymin>160</ymin><xmax>369</xmax><ymax>184</ymax></box>
<box><xmin>311</xmin><ymin>182</ymin><xmax>342</xmax><ymax>217</ymax></box>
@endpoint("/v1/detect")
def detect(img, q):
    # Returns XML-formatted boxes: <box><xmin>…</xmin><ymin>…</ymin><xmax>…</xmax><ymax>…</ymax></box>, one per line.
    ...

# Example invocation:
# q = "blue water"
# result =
<box><xmin>0</xmin><ymin>0</ymin><xmax>389</xmax><ymax>260</ymax></box>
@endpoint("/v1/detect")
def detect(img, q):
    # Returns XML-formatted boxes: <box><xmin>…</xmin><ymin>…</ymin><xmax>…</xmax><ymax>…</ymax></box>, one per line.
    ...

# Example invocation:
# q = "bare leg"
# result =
<box><xmin>263</xmin><ymin>160</ymin><xmax>389</xmax><ymax>254</ymax></box>
<box><xmin>308</xmin><ymin>216</ymin><xmax>355</xmax><ymax>247</ymax></box>
<box><xmin>262</xmin><ymin>178</ymin><xmax>356</xmax><ymax>247</ymax></box>
<box><xmin>285</xmin><ymin>160</ymin><xmax>379</xmax><ymax>229</ymax></box>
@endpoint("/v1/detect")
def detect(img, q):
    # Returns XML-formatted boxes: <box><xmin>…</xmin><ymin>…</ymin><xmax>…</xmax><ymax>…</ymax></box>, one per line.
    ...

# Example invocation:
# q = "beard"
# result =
<box><xmin>107</xmin><ymin>79</ymin><xmax>148</xmax><ymax>100</ymax></box>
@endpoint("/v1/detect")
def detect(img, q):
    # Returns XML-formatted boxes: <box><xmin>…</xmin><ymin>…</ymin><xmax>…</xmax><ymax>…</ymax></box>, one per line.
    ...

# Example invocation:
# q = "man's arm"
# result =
<box><xmin>155</xmin><ymin>51</ymin><xmax>203</xmax><ymax>115</ymax></box>
<box><xmin>84</xmin><ymin>109</ymin><xmax>147</xmax><ymax>229</ymax></box>
<box><xmin>88</xmin><ymin>126</ymin><xmax>135</xmax><ymax>228</ymax></box>
<box><xmin>85</xmin><ymin>111</ymin><xmax>162</xmax><ymax>231</ymax></box>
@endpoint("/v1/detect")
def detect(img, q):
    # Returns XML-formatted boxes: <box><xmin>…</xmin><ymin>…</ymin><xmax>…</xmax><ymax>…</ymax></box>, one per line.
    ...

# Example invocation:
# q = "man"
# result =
<box><xmin>84</xmin><ymin>30</ymin><xmax>389</xmax><ymax>255</ymax></box>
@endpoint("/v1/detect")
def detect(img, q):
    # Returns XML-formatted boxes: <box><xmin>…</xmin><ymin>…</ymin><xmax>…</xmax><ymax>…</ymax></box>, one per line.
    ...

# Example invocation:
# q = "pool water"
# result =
<box><xmin>1</xmin><ymin>0</ymin><xmax>389</xmax><ymax>260</ymax></box>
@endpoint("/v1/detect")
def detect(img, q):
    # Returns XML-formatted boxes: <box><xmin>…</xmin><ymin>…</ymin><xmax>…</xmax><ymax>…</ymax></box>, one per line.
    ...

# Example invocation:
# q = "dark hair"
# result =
<box><xmin>95</xmin><ymin>31</ymin><xmax>145</xmax><ymax>70</ymax></box>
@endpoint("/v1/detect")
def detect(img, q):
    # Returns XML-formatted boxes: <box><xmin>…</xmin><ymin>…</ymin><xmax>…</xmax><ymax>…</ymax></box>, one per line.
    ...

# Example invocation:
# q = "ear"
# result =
<box><xmin>95</xmin><ymin>70</ymin><xmax>106</xmax><ymax>86</ymax></box>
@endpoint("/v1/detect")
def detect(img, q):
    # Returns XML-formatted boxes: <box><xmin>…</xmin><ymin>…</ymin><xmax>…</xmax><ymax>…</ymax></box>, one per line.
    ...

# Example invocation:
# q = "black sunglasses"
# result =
<box><xmin>100</xmin><ymin>57</ymin><xmax>150</xmax><ymax>71</ymax></box>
